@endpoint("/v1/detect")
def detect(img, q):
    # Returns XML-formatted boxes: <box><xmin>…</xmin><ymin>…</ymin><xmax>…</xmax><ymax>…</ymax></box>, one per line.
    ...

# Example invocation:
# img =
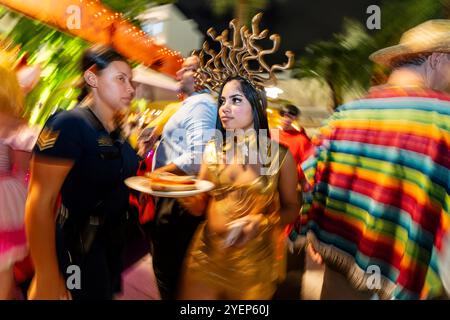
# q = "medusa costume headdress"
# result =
<box><xmin>195</xmin><ymin>13</ymin><xmax>295</xmax><ymax>93</ymax></box>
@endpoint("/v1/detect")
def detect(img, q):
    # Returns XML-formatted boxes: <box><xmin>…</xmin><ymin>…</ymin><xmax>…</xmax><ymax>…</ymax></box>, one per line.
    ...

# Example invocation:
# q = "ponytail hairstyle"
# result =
<box><xmin>77</xmin><ymin>45</ymin><xmax>127</xmax><ymax>103</ymax></box>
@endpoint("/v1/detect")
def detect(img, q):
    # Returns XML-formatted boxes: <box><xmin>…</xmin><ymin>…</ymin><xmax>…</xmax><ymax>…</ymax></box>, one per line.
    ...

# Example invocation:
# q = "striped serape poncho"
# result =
<box><xmin>293</xmin><ymin>85</ymin><xmax>450</xmax><ymax>299</ymax></box>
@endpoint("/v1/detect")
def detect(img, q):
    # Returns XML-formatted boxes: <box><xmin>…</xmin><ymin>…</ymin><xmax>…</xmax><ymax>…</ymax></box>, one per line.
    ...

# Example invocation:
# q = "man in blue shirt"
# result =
<box><xmin>147</xmin><ymin>55</ymin><xmax>217</xmax><ymax>299</ymax></box>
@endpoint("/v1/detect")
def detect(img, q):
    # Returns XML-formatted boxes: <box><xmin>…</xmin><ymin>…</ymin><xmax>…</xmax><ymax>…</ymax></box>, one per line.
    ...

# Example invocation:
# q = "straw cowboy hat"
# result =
<box><xmin>370</xmin><ymin>19</ymin><xmax>450</xmax><ymax>67</ymax></box>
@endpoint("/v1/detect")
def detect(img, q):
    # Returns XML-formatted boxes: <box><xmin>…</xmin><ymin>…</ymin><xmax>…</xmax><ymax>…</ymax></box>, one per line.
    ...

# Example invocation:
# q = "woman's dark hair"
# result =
<box><xmin>216</xmin><ymin>76</ymin><xmax>271</xmax><ymax>160</ymax></box>
<box><xmin>77</xmin><ymin>46</ymin><xmax>128</xmax><ymax>102</ymax></box>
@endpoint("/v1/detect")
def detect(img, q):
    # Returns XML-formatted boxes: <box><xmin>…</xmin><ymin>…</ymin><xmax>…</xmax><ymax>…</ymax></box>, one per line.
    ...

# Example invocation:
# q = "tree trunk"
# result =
<box><xmin>443</xmin><ymin>0</ymin><xmax>450</xmax><ymax>18</ymax></box>
<box><xmin>326</xmin><ymin>78</ymin><xmax>340</xmax><ymax>109</ymax></box>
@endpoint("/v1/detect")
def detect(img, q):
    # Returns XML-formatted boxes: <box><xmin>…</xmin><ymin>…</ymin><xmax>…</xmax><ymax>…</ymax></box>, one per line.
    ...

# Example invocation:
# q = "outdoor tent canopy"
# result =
<box><xmin>0</xmin><ymin>0</ymin><xmax>183</xmax><ymax>77</ymax></box>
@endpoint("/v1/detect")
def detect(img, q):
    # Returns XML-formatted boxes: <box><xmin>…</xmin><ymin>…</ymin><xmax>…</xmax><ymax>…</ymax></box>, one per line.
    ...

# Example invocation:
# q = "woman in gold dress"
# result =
<box><xmin>177</xmin><ymin>76</ymin><xmax>300</xmax><ymax>299</ymax></box>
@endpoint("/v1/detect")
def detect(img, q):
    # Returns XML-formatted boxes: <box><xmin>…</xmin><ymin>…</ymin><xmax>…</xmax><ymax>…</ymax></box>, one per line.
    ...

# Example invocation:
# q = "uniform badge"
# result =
<box><xmin>97</xmin><ymin>135</ymin><xmax>113</xmax><ymax>147</ymax></box>
<box><xmin>37</xmin><ymin>127</ymin><xmax>60</xmax><ymax>151</ymax></box>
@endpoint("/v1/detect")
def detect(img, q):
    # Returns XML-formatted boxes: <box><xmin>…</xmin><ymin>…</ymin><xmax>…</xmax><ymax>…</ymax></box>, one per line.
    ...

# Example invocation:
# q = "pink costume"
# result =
<box><xmin>0</xmin><ymin>126</ymin><xmax>37</xmax><ymax>271</ymax></box>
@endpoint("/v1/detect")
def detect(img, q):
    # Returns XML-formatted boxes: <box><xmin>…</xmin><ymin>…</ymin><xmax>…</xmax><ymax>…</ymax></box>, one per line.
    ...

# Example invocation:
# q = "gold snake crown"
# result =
<box><xmin>195</xmin><ymin>12</ymin><xmax>295</xmax><ymax>93</ymax></box>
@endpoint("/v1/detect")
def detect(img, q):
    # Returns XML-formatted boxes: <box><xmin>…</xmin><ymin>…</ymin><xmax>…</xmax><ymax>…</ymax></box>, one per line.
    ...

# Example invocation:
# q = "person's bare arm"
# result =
<box><xmin>25</xmin><ymin>156</ymin><xmax>73</xmax><ymax>299</ymax></box>
<box><xmin>149</xmin><ymin>162</ymin><xmax>187</xmax><ymax>176</ymax></box>
<box><xmin>278</xmin><ymin>151</ymin><xmax>301</xmax><ymax>226</ymax></box>
<box><xmin>137</xmin><ymin>127</ymin><xmax>159</xmax><ymax>157</ymax></box>
<box><xmin>232</xmin><ymin>151</ymin><xmax>301</xmax><ymax>248</ymax></box>
<box><xmin>282</xmin><ymin>153</ymin><xmax>323</xmax><ymax>263</ymax></box>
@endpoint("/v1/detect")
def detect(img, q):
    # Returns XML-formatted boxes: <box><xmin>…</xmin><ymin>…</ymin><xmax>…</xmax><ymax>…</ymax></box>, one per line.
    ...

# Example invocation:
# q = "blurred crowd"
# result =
<box><xmin>0</xmin><ymin>18</ymin><xmax>449</xmax><ymax>301</ymax></box>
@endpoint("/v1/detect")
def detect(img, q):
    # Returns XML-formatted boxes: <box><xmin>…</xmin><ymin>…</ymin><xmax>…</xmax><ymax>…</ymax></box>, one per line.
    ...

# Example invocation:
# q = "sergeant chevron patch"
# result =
<box><xmin>37</xmin><ymin>127</ymin><xmax>60</xmax><ymax>151</ymax></box>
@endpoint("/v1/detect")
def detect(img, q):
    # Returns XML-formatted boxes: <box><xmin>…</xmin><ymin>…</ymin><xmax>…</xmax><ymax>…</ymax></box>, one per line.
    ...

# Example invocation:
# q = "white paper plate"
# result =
<box><xmin>124</xmin><ymin>176</ymin><xmax>215</xmax><ymax>198</ymax></box>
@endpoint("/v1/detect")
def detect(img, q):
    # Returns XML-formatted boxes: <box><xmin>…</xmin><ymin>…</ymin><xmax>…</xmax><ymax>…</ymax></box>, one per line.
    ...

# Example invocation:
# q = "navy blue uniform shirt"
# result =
<box><xmin>34</xmin><ymin>106</ymin><xmax>139</xmax><ymax>225</ymax></box>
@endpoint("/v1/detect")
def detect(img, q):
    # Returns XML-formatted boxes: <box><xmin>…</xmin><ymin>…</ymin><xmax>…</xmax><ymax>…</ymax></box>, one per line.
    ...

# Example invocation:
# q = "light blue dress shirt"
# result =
<box><xmin>153</xmin><ymin>92</ymin><xmax>217</xmax><ymax>175</ymax></box>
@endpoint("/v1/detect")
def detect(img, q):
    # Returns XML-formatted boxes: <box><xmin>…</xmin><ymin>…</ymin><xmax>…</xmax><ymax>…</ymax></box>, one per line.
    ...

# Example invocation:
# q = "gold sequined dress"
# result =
<box><xmin>183</xmin><ymin>139</ymin><xmax>289</xmax><ymax>299</ymax></box>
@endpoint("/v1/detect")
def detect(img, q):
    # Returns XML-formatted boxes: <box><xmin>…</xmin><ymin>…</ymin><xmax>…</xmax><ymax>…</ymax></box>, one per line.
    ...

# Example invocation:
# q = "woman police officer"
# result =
<box><xmin>25</xmin><ymin>46</ymin><xmax>140</xmax><ymax>300</ymax></box>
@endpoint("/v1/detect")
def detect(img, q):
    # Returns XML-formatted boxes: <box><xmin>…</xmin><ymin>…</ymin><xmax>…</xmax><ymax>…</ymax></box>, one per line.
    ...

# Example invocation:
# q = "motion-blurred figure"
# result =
<box><xmin>301</xmin><ymin>20</ymin><xmax>450</xmax><ymax>299</ymax></box>
<box><xmin>0</xmin><ymin>65</ymin><xmax>37</xmax><ymax>299</ymax></box>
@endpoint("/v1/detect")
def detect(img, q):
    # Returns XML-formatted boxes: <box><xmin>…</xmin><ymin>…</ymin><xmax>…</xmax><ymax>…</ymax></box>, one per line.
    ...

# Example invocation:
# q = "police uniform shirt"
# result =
<box><xmin>34</xmin><ymin>107</ymin><xmax>139</xmax><ymax>222</ymax></box>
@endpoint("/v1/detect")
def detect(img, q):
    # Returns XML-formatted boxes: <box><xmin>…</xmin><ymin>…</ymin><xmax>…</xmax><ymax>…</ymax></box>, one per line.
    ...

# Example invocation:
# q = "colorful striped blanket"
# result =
<box><xmin>291</xmin><ymin>86</ymin><xmax>450</xmax><ymax>299</ymax></box>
